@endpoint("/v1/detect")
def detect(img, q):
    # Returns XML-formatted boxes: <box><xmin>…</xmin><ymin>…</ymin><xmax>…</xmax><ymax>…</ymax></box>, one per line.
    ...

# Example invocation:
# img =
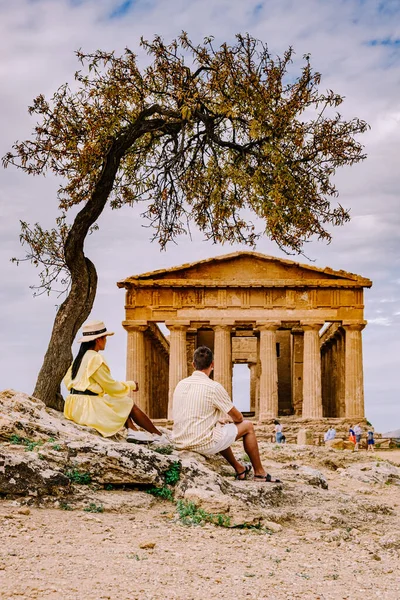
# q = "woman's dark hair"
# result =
<box><xmin>193</xmin><ymin>346</ymin><xmax>213</xmax><ymax>370</ymax></box>
<box><xmin>71</xmin><ymin>340</ymin><xmax>97</xmax><ymax>379</ymax></box>
<box><xmin>273</xmin><ymin>420</ymin><xmax>280</xmax><ymax>425</ymax></box>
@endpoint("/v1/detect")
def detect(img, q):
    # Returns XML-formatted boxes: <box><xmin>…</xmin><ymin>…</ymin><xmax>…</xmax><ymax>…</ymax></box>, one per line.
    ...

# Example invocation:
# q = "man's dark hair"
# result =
<box><xmin>193</xmin><ymin>346</ymin><xmax>213</xmax><ymax>370</ymax></box>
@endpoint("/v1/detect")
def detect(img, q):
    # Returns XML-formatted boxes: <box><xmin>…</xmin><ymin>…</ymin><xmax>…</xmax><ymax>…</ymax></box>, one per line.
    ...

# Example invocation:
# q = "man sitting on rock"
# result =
<box><xmin>172</xmin><ymin>346</ymin><xmax>280</xmax><ymax>483</ymax></box>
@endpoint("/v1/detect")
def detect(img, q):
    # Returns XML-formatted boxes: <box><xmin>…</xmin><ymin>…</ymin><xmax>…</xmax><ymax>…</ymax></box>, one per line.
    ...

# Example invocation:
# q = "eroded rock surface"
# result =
<box><xmin>1</xmin><ymin>389</ymin><xmax>399</xmax><ymax>533</ymax></box>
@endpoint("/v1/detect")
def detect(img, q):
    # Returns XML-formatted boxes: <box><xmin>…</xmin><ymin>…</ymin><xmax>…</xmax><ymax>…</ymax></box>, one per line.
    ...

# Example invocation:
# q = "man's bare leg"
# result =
<box><xmin>219</xmin><ymin>447</ymin><xmax>248</xmax><ymax>479</ymax></box>
<box><xmin>235</xmin><ymin>421</ymin><xmax>266</xmax><ymax>477</ymax></box>
<box><xmin>128</xmin><ymin>404</ymin><xmax>161</xmax><ymax>435</ymax></box>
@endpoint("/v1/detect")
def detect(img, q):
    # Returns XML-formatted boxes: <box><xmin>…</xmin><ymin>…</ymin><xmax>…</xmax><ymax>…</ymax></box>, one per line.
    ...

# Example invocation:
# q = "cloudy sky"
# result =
<box><xmin>0</xmin><ymin>0</ymin><xmax>399</xmax><ymax>433</ymax></box>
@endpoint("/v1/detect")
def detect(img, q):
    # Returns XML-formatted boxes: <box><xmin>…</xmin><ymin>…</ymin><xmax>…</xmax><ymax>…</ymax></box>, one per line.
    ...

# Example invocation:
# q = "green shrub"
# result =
<box><xmin>9</xmin><ymin>434</ymin><xmax>24</xmax><ymax>445</ymax></box>
<box><xmin>64</xmin><ymin>469</ymin><xmax>92</xmax><ymax>485</ymax></box>
<box><xmin>164</xmin><ymin>462</ymin><xmax>181</xmax><ymax>486</ymax></box>
<box><xmin>24</xmin><ymin>440</ymin><xmax>43</xmax><ymax>452</ymax></box>
<box><xmin>84</xmin><ymin>503</ymin><xmax>104</xmax><ymax>513</ymax></box>
<box><xmin>9</xmin><ymin>435</ymin><xmax>43</xmax><ymax>452</ymax></box>
<box><xmin>176</xmin><ymin>500</ymin><xmax>231</xmax><ymax>528</ymax></box>
<box><xmin>147</xmin><ymin>486</ymin><xmax>174</xmax><ymax>501</ymax></box>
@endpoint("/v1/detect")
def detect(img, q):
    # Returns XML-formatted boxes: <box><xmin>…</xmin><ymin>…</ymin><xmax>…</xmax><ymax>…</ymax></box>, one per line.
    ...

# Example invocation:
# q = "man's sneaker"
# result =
<box><xmin>126</xmin><ymin>429</ymin><xmax>154</xmax><ymax>444</ymax></box>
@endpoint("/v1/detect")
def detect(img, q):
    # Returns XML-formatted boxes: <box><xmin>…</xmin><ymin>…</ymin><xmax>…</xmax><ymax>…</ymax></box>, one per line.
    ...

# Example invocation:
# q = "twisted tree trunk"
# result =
<box><xmin>32</xmin><ymin>111</ymin><xmax>180</xmax><ymax>408</ymax></box>
<box><xmin>33</xmin><ymin>137</ymin><xmax>129</xmax><ymax>408</ymax></box>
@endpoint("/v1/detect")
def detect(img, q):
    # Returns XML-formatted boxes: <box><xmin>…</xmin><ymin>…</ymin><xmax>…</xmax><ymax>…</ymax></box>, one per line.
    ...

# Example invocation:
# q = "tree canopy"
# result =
<box><xmin>3</xmin><ymin>33</ymin><xmax>369</xmax><ymax>407</ymax></box>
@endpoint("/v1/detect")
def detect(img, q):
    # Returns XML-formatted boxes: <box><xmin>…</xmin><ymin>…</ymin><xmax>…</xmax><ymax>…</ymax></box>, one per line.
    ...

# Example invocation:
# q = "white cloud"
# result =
<box><xmin>367</xmin><ymin>317</ymin><xmax>392</xmax><ymax>327</ymax></box>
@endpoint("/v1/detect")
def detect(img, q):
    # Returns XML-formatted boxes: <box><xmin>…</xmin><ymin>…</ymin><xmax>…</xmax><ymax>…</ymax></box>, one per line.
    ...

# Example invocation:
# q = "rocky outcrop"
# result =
<box><xmin>325</xmin><ymin>439</ymin><xmax>355</xmax><ymax>451</ymax></box>
<box><xmin>2</xmin><ymin>390</ymin><xmax>398</xmax><ymax>534</ymax></box>
<box><xmin>337</xmin><ymin>462</ymin><xmax>400</xmax><ymax>486</ymax></box>
<box><xmin>0</xmin><ymin>390</ymin><xmax>286</xmax><ymax>527</ymax></box>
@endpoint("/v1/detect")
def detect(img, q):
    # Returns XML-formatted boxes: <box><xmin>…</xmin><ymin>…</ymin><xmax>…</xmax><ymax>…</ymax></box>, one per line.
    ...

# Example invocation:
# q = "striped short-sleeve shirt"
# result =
<box><xmin>172</xmin><ymin>370</ymin><xmax>234</xmax><ymax>453</ymax></box>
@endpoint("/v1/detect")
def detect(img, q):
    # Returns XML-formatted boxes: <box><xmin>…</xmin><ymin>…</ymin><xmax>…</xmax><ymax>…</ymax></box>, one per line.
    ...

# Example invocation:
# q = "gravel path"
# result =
<box><xmin>0</xmin><ymin>482</ymin><xmax>399</xmax><ymax>600</ymax></box>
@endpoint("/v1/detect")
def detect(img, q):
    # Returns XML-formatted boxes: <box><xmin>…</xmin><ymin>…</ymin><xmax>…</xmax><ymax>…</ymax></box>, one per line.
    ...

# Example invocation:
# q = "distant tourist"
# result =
<box><xmin>367</xmin><ymin>429</ymin><xmax>375</xmax><ymax>452</ymax></box>
<box><xmin>172</xmin><ymin>346</ymin><xmax>281</xmax><ymax>483</ymax></box>
<box><xmin>324</xmin><ymin>426</ymin><xmax>336</xmax><ymax>442</ymax></box>
<box><xmin>274</xmin><ymin>420</ymin><xmax>284</xmax><ymax>444</ymax></box>
<box><xmin>349</xmin><ymin>427</ymin><xmax>356</xmax><ymax>446</ymax></box>
<box><xmin>63</xmin><ymin>320</ymin><xmax>168</xmax><ymax>444</ymax></box>
<box><xmin>354</xmin><ymin>423</ymin><xmax>363</xmax><ymax>451</ymax></box>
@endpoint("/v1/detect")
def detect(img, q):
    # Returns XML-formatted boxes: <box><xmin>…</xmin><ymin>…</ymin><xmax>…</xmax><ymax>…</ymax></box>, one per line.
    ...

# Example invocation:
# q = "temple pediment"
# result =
<box><xmin>117</xmin><ymin>251</ymin><xmax>372</xmax><ymax>289</ymax></box>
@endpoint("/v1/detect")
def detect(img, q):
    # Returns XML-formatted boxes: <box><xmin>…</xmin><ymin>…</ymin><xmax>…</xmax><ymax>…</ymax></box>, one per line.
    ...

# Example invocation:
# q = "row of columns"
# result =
<box><xmin>125</xmin><ymin>324</ymin><xmax>169</xmax><ymax>417</ymax></box>
<box><xmin>125</xmin><ymin>320</ymin><xmax>366</xmax><ymax>421</ymax></box>
<box><xmin>321</xmin><ymin>324</ymin><xmax>365</xmax><ymax>419</ymax></box>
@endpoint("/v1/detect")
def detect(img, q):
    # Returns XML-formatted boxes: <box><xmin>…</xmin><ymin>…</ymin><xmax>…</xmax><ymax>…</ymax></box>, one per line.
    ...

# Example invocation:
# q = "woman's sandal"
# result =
<box><xmin>234</xmin><ymin>464</ymin><xmax>252</xmax><ymax>480</ymax></box>
<box><xmin>254</xmin><ymin>474</ymin><xmax>281</xmax><ymax>483</ymax></box>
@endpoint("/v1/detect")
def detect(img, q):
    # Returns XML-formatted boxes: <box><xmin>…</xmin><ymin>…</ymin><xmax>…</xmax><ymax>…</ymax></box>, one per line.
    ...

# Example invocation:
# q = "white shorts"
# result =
<box><xmin>202</xmin><ymin>423</ymin><xmax>238</xmax><ymax>456</ymax></box>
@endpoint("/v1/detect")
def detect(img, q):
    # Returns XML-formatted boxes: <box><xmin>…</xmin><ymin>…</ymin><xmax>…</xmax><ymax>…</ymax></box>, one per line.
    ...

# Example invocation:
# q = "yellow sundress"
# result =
<box><xmin>63</xmin><ymin>350</ymin><xmax>137</xmax><ymax>437</ymax></box>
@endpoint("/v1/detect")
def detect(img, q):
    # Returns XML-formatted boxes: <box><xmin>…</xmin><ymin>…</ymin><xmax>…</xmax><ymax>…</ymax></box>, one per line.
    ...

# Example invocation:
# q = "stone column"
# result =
<box><xmin>124</xmin><ymin>324</ymin><xmax>148</xmax><ymax>413</ymax></box>
<box><xmin>331</xmin><ymin>338</ymin><xmax>338</xmax><ymax>418</ymax></box>
<box><xmin>302</xmin><ymin>323</ymin><xmax>323</xmax><ymax>418</ymax></box>
<box><xmin>336</xmin><ymin>331</ymin><xmax>346</xmax><ymax>417</ymax></box>
<box><xmin>321</xmin><ymin>345</ymin><xmax>328</xmax><ymax>417</ymax></box>
<box><xmin>213</xmin><ymin>325</ymin><xmax>232</xmax><ymax>397</ymax></box>
<box><xmin>258</xmin><ymin>322</ymin><xmax>280</xmax><ymax>421</ymax></box>
<box><xmin>249</xmin><ymin>363</ymin><xmax>257</xmax><ymax>413</ymax></box>
<box><xmin>168</xmin><ymin>325</ymin><xmax>188</xmax><ymax>419</ymax></box>
<box><xmin>291</xmin><ymin>327</ymin><xmax>304</xmax><ymax>416</ymax></box>
<box><xmin>343</xmin><ymin>323</ymin><xmax>366</xmax><ymax>419</ymax></box>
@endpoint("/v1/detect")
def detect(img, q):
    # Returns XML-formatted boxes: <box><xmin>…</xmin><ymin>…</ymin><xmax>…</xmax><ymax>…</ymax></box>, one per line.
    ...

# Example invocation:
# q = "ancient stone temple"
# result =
<box><xmin>117</xmin><ymin>252</ymin><xmax>372</xmax><ymax>422</ymax></box>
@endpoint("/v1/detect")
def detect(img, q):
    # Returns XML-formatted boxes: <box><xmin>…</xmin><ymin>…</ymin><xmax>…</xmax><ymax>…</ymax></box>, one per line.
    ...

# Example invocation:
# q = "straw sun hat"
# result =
<box><xmin>77</xmin><ymin>320</ymin><xmax>115</xmax><ymax>343</ymax></box>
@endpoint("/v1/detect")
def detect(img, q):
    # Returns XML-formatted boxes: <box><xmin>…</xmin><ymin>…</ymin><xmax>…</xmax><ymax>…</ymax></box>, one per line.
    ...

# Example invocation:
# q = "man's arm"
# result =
<box><xmin>228</xmin><ymin>406</ymin><xmax>244</xmax><ymax>424</ymax></box>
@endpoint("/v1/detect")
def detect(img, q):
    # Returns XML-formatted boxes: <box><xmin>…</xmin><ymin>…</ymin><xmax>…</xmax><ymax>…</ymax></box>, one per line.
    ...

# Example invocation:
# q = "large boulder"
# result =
<box><xmin>0</xmin><ymin>389</ymin><xmax>285</xmax><ymax>528</ymax></box>
<box><xmin>297</xmin><ymin>428</ymin><xmax>314</xmax><ymax>445</ymax></box>
<box><xmin>325</xmin><ymin>439</ymin><xmax>355</xmax><ymax>451</ymax></box>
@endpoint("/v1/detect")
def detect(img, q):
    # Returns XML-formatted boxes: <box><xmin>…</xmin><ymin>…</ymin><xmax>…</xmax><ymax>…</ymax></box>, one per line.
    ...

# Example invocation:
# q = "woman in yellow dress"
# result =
<box><xmin>64</xmin><ymin>320</ymin><xmax>165</xmax><ymax>443</ymax></box>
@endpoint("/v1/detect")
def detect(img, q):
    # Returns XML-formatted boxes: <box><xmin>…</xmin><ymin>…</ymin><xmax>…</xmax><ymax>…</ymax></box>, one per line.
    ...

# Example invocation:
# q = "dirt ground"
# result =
<box><xmin>1</xmin><ymin>448</ymin><xmax>399</xmax><ymax>600</ymax></box>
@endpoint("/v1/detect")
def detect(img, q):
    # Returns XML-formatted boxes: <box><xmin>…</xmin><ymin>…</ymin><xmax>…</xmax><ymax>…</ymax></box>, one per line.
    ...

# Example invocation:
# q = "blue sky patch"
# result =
<box><xmin>110</xmin><ymin>0</ymin><xmax>135</xmax><ymax>19</ymax></box>
<box><xmin>368</xmin><ymin>38</ymin><xmax>400</xmax><ymax>47</ymax></box>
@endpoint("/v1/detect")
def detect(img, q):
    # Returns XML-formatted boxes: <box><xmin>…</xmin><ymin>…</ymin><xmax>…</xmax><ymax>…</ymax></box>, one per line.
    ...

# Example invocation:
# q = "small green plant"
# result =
<box><xmin>9</xmin><ymin>434</ymin><xmax>24</xmax><ymax>445</ymax></box>
<box><xmin>242</xmin><ymin>453</ymin><xmax>251</xmax><ymax>463</ymax></box>
<box><xmin>176</xmin><ymin>500</ymin><xmax>231</xmax><ymax>528</ymax></box>
<box><xmin>60</xmin><ymin>502</ymin><xmax>73</xmax><ymax>511</ymax></box>
<box><xmin>153</xmin><ymin>445</ymin><xmax>174</xmax><ymax>455</ymax></box>
<box><xmin>104</xmin><ymin>484</ymin><xmax>114</xmax><ymax>491</ymax></box>
<box><xmin>9</xmin><ymin>434</ymin><xmax>45</xmax><ymax>452</ymax></box>
<box><xmin>84</xmin><ymin>503</ymin><xmax>104</xmax><ymax>513</ymax></box>
<box><xmin>65</xmin><ymin>469</ymin><xmax>92</xmax><ymax>485</ymax></box>
<box><xmin>147</xmin><ymin>486</ymin><xmax>174</xmax><ymax>501</ymax></box>
<box><xmin>234</xmin><ymin>522</ymin><xmax>265</xmax><ymax>532</ymax></box>
<box><xmin>145</xmin><ymin>461</ymin><xmax>181</xmax><ymax>502</ymax></box>
<box><xmin>25</xmin><ymin>440</ymin><xmax>43</xmax><ymax>452</ymax></box>
<box><xmin>51</xmin><ymin>443</ymin><xmax>62</xmax><ymax>451</ymax></box>
<box><xmin>164</xmin><ymin>461</ymin><xmax>181</xmax><ymax>486</ymax></box>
